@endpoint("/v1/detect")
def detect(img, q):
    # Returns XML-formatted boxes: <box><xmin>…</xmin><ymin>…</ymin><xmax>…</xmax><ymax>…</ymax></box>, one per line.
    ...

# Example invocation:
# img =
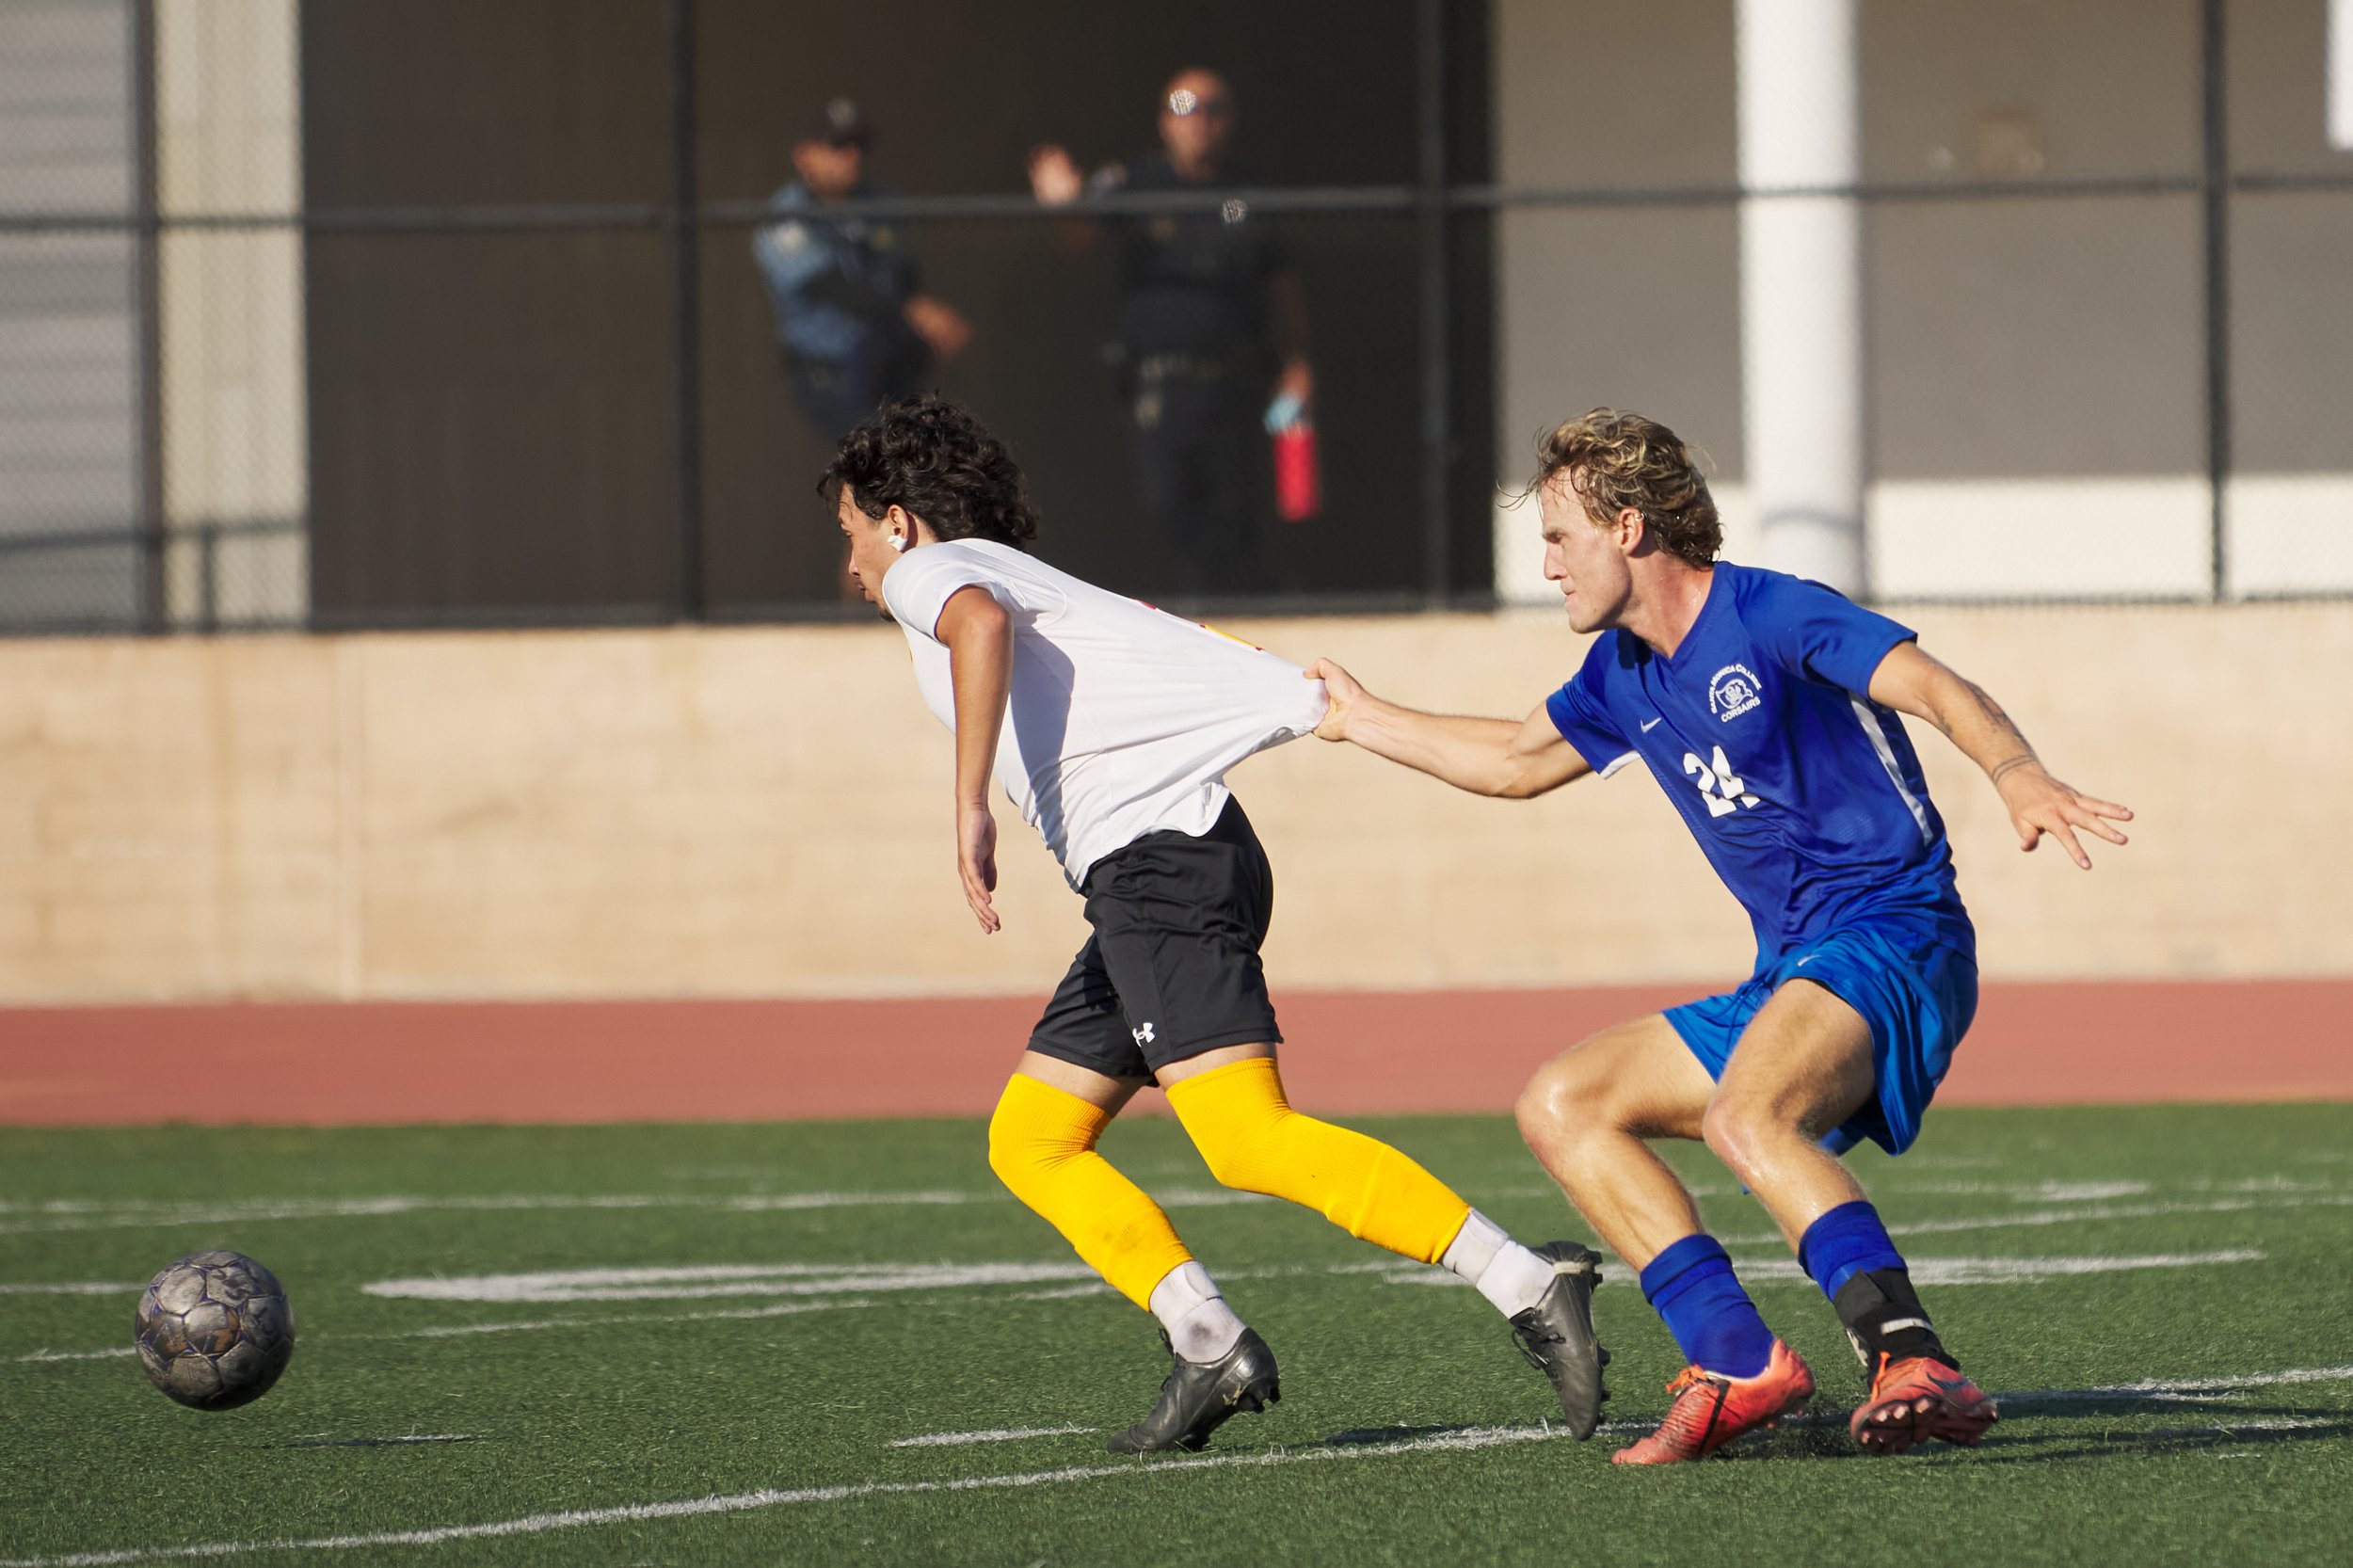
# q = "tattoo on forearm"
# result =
<box><xmin>1961</xmin><ymin>679</ymin><xmax>2040</xmax><ymax>776</ymax></box>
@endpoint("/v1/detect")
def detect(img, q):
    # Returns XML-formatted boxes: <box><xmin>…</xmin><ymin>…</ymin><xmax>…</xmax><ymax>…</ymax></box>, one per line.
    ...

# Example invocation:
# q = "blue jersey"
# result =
<box><xmin>1545</xmin><ymin>563</ymin><xmax>1972</xmax><ymax>973</ymax></box>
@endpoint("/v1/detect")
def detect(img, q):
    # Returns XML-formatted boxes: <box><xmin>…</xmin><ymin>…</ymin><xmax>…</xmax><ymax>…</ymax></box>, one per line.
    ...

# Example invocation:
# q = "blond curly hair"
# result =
<box><xmin>1524</xmin><ymin>408</ymin><xmax>1721</xmax><ymax>569</ymax></box>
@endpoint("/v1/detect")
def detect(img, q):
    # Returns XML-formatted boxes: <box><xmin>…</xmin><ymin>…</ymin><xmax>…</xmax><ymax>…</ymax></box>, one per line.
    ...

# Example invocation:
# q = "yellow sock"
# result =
<box><xmin>985</xmin><ymin>1072</ymin><xmax>1195</xmax><ymax>1310</ymax></box>
<box><xmin>1163</xmin><ymin>1056</ymin><xmax>1472</xmax><ymax>1266</ymax></box>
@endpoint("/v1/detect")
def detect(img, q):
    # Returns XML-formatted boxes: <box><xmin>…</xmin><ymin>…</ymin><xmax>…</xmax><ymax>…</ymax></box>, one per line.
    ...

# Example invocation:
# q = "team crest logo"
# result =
<box><xmin>1708</xmin><ymin>664</ymin><xmax>1763</xmax><ymax>722</ymax></box>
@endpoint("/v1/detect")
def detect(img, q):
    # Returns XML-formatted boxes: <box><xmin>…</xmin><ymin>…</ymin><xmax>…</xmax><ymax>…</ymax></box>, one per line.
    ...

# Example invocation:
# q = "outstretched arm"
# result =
<box><xmin>1866</xmin><ymin>641</ymin><xmax>2132</xmax><ymax>869</ymax></box>
<box><xmin>1303</xmin><ymin>659</ymin><xmax>1592</xmax><ymax>799</ymax></box>
<box><xmin>939</xmin><ymin>585</ymin><xmax>1014</xmax><ymax>932</ymax></box>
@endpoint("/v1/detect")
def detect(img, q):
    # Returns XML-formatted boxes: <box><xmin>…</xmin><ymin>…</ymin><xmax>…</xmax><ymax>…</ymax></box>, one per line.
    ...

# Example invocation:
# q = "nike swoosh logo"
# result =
<box><xmin>1641</xmin><ymin>717</ymin><xmax>1664</xmax><ymax>733</ymax></box>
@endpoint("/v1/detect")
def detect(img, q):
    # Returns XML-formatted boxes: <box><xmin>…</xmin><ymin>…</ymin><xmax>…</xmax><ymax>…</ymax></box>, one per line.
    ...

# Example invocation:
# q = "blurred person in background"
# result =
<box><xmin>754</xmin><ymin>98</ymin><xmax>973</xmax><ymax>444</ymax></box>
<box><xmin>1028</xmin><ymin>69</ymin><xmax>1312</xmax><ymax>597</ymax></box>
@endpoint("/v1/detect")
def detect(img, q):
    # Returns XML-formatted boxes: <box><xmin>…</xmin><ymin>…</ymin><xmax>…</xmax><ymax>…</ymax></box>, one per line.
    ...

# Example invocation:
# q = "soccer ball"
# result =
<box><xmin>134</xmin><ymin>1251</ymin><xmax>296</xmax><ymax>1410</ymax></box>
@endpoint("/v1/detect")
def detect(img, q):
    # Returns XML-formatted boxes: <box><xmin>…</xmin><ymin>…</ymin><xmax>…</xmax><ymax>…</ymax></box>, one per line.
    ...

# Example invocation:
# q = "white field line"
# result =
<box><xmin>7</xmin><ymin>1249</ymin><xmax>2269</xmax><ymax>1363</ymax></box>
<box><xmin>8</xmin><ymin>1176</ymin><xmax>2342</xmax><ymax>1240</ymax></box>
<box><xmin>1749</xmin><ymin>1249</ymin><xmax>2265</xmax><ymax>1287</ymax></box>
<box><xmin>0</xmin><ymin>1283</ymin><xmax>136</xmax><ymax>1296</ymax></box>
<box><xmin>1374</xmin><ymin>1249</ymin><xmax>2262</xmax><ymax>1290</ymax></box>
<box><xmin>1716</xmin><ymin>1192</ymin><xmax>2353</xmax><ymax>1248</ymax></box>
<box><xmin>1880</xmin><ymin>1180</ymin><xmax>2153</xmax><ymax>1201</ymax></box>
<box><xmin>2000</xmin><ymin>1364</ymin><xmax>2353</xmax><ymax>1402</ymax></box>
<box><xmin>364</xmin><ymin>1261</ymin><xmax>1098</xmax><ymax>1304</ymax></box>
<box><xmin>11</xmin><ymin>1366</ymin><xmax>2353</xmax><ymax>1568</ymax></box>
<box><xmin>0</xmin><ymin>1422</ymin><xmax>1580</xmax><ymax>1568</ymax></box>
<box><xmin>393</xmin><ymin>1297</ymin><xmax>877</xmax><ymax>1339</ymax></box>
<box><xmin>889</xmin><ymin>1425</ymin><xmax>1095</xmax><ymax>1448</ymax></box>
<box><xmin>0</xmin><ymin>1192</ymin><xmax>995</xmax><ymax>1237</ymax></box>
<box><xmin>14</xmin><ymin>1300</ymin><xmax>879</xmax><ymax>1363</ymax></box>
<box><xmin>367</xmin><ymin>1245</ymin><xmax>2259</xmax><ymax>1308</ymax></box>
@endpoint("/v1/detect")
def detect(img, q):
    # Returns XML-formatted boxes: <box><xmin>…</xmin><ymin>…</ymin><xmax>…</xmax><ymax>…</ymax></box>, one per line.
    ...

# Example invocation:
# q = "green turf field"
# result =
<box><xmin>4</xmin><ymin>1105</ymin><xmax>2350</xmax><ymax>1566</ymax></box>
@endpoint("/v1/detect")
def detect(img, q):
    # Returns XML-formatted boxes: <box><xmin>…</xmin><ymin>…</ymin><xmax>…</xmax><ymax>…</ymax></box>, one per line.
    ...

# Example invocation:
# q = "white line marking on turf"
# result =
<box><xmin>353</xmin><ymin>1247</ymin><xmax>2260</xmax><ymax>1314</ymax></box>
<box><xmin>2000</xmin><ymin>1364</ymin><xmax>2353</xmax><ymax>1401</ymax></box>
<box><xmin>364</xmin><ymin>1261</ymin><xmax>1098</xmax><ymax>1304</ymax></box>
<box><xmin>1738</xmin><ymin>1249</ymin><xmax>2264</xmax><ymax>1287</ymax></box>
<box><xmin>284</xmin><ymin>1434</ymin><xmax>482</xmax><ymax>1448</ymax></box>
<box><xmin>890</xmin><ymin>1425</ymin><xmax>1096</xmax><ymax>1448</ymax></box>
<box><xmin>1717</xmin><ymin>1192</ymin><xmax>2353</xmax><ymax>1247</ymax></box>
<box><xmin>15</xmin><ymin>1301</ymin><xmax>880</xmax><ymax>1362</ymax></box>
<box><xmin>0</xmin><ymin>1191</ymin><xmax>1003</xmax><ymax>1236</ymax></box>
<box><xmin>0</xmin><ymin>1421</ymin><xmax>1580</xmax><ymax>1567</ymax></box>
<box><xmin>394</xmin><ymin>1298</ymin><xmax>877</xmax><ymax>1339</ymax></box>
<box><xmin>0</xmin><ymin>1283</ymin><xmax>136</xmax><ymax>1296</ymax></box>
<box><xmin>13</xmin><ymin>1368</ymin><xmax>2353</xmax><ymax>1568</ymax></box>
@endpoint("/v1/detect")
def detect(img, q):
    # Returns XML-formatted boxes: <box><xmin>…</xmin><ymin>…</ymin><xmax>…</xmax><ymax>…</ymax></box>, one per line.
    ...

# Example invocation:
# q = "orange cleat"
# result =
<box><xmin>1849</xmin><ymin>1353</ymin><xmax>1999</xmax><ymax>1454</ymax></box>
<box><xmin>1611</xmin><ymin>1339</ymin><xmax>1814</xmax><ymax>1464</ymax></box>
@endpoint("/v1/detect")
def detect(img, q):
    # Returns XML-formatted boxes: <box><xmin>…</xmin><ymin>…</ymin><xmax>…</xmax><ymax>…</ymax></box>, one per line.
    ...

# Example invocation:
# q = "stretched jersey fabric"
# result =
<box><xmin>881</xmin><ymin>538</ymin><xmax>1327</xmax><ymax>888</ymax></box>
<box><xmin>1545</xmin><ymin>563</ymin><xmax>1972</xmax><ymax>972</ymax></box>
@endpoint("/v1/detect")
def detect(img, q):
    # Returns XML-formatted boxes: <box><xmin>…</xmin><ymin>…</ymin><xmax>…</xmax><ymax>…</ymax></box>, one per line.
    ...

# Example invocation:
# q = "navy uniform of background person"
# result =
<box><xmin>754</xmin><ymin>98</ymin><xmax>973</xmax><ymax>442</ymax></box>
<box><xmin>1029</xmin><ymin>69</ymin><xmax>1314</xmax><ymax>596</ymax></box>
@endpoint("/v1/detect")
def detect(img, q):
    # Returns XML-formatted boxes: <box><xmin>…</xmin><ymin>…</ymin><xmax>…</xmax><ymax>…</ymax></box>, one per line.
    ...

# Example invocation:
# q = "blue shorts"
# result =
<box><xmin>1665</xmin><ymin>921</ymin><xmax>1978</xmax><ymax>1157</ymax></box>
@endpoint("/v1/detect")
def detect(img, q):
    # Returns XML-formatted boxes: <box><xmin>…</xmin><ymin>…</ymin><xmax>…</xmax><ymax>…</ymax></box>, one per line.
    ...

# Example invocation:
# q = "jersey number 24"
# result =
<box><xmin>1683</xmin><ymin>745</ymin><xmax>1760</xmax><ymax>818</ymax></box>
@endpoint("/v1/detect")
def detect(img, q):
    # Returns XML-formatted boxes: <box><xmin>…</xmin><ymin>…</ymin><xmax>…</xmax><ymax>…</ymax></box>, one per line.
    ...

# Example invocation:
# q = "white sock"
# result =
<box><xmin>1441</xmin><ymin>1209</ymin><xmax>1560</xmax><ymax>1320</ymax></box>
<box><xmin>1148</xmin><ymin>1260</ymin><xmax>1246</xmax><ymax>1364</ymax></box>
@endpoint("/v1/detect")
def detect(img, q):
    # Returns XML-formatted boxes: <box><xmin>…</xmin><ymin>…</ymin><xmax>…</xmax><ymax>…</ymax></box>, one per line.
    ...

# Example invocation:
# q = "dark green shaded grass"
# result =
<box><xmin>2</xmin><ymin>1106</ymin><xmax>2349</xmax><ymax>1565</ymax></box>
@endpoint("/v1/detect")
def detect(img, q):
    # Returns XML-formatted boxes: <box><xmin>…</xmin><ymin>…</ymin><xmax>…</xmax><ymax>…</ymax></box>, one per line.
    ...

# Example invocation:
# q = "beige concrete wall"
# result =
<box><xmin>2</xmin><ymin>603</ymin><xmax>2347</xmax><ymax>1004</ymax></box>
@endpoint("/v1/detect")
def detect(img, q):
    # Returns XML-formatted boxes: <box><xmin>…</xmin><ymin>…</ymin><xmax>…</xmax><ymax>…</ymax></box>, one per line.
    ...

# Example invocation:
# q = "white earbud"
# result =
<box><xmin>888</xmin><ymin>535</ymin><xmax>908</xmax><ymax>553</ymax></box>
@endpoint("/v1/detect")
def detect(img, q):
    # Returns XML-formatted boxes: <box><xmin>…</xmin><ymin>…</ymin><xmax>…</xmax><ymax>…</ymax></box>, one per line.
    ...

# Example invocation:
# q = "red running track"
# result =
<box><xmin>1</xmin><ymin>980</ymin><xmax>2346</xmax><ymax>1127</ymax></box>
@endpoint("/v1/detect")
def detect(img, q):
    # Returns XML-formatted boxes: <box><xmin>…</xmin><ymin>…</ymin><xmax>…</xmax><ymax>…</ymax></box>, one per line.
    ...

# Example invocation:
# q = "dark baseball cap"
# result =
<box><xmin>817</xmin><ymin>97</ymin><xmax>872</xmax><ymax>148</ymax></box>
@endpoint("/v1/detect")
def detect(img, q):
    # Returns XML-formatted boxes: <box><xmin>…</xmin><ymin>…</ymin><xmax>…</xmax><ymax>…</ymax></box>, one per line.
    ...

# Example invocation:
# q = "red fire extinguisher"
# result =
<box><xmin>1268</xmin><ymin>392</ymin><xmax>1321</xmax><ymax>522</ymax></box>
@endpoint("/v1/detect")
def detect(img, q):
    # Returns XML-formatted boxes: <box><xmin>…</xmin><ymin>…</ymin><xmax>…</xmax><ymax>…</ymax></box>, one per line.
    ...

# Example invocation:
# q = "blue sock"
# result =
<box><xmin>1796</xmin><ymin>1200</ymin><xmax>1907</xmax><ymax>1303</ymax></box>
<box><xmin>1639</xmin><ymin>1234</ymin><xmax>1775</xmax><ymax>1378</ymax></box>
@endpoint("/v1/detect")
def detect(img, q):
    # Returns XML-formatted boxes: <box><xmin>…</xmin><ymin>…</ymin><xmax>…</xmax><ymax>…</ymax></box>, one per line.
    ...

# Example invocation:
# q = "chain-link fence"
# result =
<box><xmin>4</xmin><ymin>0</ymin><xmax>2349</xmax><ymax>634</ymax></box>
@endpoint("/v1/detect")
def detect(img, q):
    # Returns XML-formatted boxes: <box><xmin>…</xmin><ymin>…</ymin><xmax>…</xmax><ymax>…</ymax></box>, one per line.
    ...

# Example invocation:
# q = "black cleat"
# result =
<box><xmin>1509</xmin><ymin>1240</ymin><xmax>1610</xmax><ymax>1439</ymax></box>
<box><xmin>1106</xmin><ymin>1328</ymin><xmax>1281</xmax><ymax>1454</ymax></box>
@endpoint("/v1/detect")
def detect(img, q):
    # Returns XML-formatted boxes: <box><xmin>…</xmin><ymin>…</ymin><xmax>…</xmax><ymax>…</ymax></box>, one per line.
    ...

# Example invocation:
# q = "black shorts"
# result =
<box><xmin>1026</xmin><ymin>796</ymin><xmax>1282</xmax><ymax>1082</ymax></box>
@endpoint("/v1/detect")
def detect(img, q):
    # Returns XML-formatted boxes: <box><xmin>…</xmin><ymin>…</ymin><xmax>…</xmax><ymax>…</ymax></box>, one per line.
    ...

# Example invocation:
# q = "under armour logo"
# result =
<box><xmin>1132</xmin><ymin>1022</ymin><xmax>1157</xmax><ymax>1047</ymax></box>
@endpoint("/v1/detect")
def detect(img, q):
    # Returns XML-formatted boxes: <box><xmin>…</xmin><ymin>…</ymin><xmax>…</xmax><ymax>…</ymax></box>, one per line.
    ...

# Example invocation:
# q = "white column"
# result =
<box><xmin>2332</xmin><ymin>0</ymin><xmax>2353</xmax><ymax>151</ymax></box>
<box><xmin>1737</xmin><ymin>0</ymin><xmax>1865</xmax><ymax>593</ymax></box>
<box><xmin>156</xmin><ymin>0</ymin><xmax>308</xmax><ymax>628</ymax></box>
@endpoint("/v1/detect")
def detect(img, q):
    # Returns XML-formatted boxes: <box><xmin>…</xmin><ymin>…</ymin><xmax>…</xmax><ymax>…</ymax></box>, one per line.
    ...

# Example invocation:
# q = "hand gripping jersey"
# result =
<box><xmin>1545</xmin><ymin>563</ymin><xmax>1974</xmax><ymax>972</ymax></box>
<box><xmin>881</xmin><ymin>539</ymin><xmax>1328</xmax><ymax>888</ymax></box>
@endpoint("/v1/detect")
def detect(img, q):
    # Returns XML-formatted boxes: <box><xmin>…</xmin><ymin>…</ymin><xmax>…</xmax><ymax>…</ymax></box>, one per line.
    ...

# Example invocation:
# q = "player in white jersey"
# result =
<box><xmin>828</xmin><ymin>395</ymin><xmax>1609</xmax><ymax>1452</ymax></box>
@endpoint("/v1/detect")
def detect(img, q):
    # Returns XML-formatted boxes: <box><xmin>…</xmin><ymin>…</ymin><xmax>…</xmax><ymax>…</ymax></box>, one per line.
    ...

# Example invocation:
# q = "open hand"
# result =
<box><xmin>959</xmin><ymin>803</ymin><xmax>1000</xmax><ymax>933</ymax></box>
<box><xmin>1997</xmin><ymin>764</ymin><xmax>2132</xmax><ymax>869</ymax></box>
<box><xmin>904</xmin><ymin>295</ymin><xmax>973</xmax><ymax>359</ymax></box>
<box><xmin>1027</xmin><ymin>144</ymin><xmax>1083</xmax><ymax>206</ymax></box>
<box><xmin>1302</xmin><ymin>658</ymin><xmax>1365</xmax><ymax>742</ymax></box>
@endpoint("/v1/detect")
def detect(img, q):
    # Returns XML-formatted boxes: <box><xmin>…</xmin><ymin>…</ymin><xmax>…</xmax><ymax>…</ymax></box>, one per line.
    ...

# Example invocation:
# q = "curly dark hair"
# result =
<box><xmin>822</xmin><ymin>395</ymin><xmax>1039</xmax><ymax>550</ymax></box>
<box><xmin>1522</xmin><ymin>408</ymin><xmax>1721</xmax><ymax>569</ymax></box>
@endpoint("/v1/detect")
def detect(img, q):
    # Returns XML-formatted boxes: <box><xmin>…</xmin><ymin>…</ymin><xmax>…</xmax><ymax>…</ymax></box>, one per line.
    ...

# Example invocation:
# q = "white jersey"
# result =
<box><xmin>880</xmin><ymin>538</ymin><xmax>1328</xmax><ymax>888</ymax></box>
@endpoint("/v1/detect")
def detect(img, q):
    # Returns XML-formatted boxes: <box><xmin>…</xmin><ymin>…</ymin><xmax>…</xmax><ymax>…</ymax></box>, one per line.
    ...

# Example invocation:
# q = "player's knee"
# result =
<box><xmin>986</xmin><ymin>1086</ymin><xmax>1082</xmax><ymax>1197</ymax></box>
<box><xmin>1699</xmin><ymin>1095</ymin><xmax>1770</xmax><ymax>1177</ymax></box>
<box><xmin>984</xmin><ymin>1096</ymin><xmax>1030</xmax><ymax>1193</ymax></box>
<box><xmin>1187</xmin><ymin>1118</ymin><xmax>1278</xmax><ymax>1193</ymax></box>
<box><xmin>1515</xmin><ymin>1055</ymin><xmax>1606</xmax><ymax>1148</ymax></box>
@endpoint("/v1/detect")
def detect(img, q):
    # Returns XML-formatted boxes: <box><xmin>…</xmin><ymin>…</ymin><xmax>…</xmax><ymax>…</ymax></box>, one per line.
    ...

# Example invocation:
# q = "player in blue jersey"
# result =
<box><xmin>1306</xmin><ymin>408</ymin><xmax>2131</xmax><ymax>1463</ymax></box>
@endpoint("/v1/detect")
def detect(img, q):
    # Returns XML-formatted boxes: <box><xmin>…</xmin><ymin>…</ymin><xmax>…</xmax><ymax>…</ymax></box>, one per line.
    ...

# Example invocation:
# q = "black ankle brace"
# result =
<box><xmin>1831</xmin><ymin>1268</ymin><xmax>1954</xmax><ymax>1372</ymax></box>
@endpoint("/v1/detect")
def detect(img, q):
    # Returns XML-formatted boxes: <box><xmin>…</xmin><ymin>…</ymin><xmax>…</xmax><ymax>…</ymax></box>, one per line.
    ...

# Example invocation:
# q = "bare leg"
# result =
<box><xmin>1514</xmin><ymin>1015</ymin><xmax>1718</xmax><ymax>1272</ymax></box>
<box><xmin>1700</xmin><ymin>981</ymin><xmax>1877</xmax><ymax>1252</ymax></box>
